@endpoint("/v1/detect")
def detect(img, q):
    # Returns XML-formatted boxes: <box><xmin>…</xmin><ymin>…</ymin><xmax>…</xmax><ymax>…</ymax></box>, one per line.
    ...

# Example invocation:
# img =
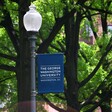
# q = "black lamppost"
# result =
<box><xmin>23</xmin><ymin>4</ymin><xmax>42</xmax><ymax>112</ymax></box>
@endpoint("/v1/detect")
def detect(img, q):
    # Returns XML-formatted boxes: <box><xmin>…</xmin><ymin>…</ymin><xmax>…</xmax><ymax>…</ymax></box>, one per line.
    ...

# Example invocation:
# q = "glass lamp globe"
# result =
<box><xmin>23</xmin><ymin>4</ymin><xmax>42</xmax><ymax>32</ymax></box>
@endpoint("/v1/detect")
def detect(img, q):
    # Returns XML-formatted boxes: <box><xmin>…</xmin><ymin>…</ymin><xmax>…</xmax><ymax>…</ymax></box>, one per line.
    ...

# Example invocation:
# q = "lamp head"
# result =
<box><xmin>23</xmin><ymin>4</ymin><xmax>42</xmax><ymax>32</ymax></box>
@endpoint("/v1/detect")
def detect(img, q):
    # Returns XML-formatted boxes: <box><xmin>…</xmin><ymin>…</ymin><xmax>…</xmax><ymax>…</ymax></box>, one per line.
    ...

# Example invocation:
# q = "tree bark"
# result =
<box><xmin>17</xmin><ymin>0</ymin><xmax>31</xmax><ymax>111</ymax></box>
<box><xmin>64</xmin><ymin>9</ymin><xmax>82</xmax><ymax>111</ymax></box>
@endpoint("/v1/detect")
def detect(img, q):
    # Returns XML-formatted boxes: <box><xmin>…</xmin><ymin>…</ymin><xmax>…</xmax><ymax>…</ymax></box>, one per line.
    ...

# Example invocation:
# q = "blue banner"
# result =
<box><xmin>37</xmin><ymin>53</ymin><xmax>64</xmax><ymax>94</ymax></box>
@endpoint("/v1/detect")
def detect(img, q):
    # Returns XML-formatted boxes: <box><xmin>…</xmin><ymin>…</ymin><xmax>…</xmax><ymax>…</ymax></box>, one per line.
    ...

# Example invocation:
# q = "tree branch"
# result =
<box><xmin>1</xmin><ymin>10</ymin><xmax>20</xmax><ymax>55</ymax></box>
<box><xmin>10</xmin><ymin>0</ymin><xmax>19</xmax><ymax>3</ymax></box>
<box><xmin>0</xmin><ymin>53</ymin><xmax>16</xmax><ymax>61</ymax></box>
<box><xmin>79</xmin><ymin>50</ymin><xmax>88</xmax><ymax>62</ymax></box>
<box><xmin>50</xmin><ymin>44</ymin><xmax>63</xmax><ymax>52</ymax></box>
<box><xmin>54</xmin><ymin>94</ymin><xmax>66</xmax><ymax>100</ymax></box>
<box><xmin>85</xmin><ymin>89</ymin><xmax>112</xmax><ymax>112</ymax></box>
<box><xmin>0</xmin><ymin>64</ymin><xmax>16</xmax><ymax>72</ymax></box>
<box><xmin>0</xmin><ymin>75</ymin><xmax>16</xmax><ymax>83</ymax></box>
<box><xmin>81</xmin><ymin>4</ymin><xmax>112</xmax><ymax>14</ymax></box>
<box><xmin>57</xmin><ymin>41</ymin><xmax>66</xmax><ymax>52</ymax></box>
<box><xmin>37</xmin><ymin>0</ymin><xmax>89</xmax><ymax>53</ymax></box>
<box><xmin>80</xmin><ymin>38</ymin><xmax>112</xmax><ymax>87</ymax></box>
<box><xmin>37</xmin><ymin>18</ymin><xmax>67</xmax><ymax>53</ymax></box>
<box><xmin>37</xmin><ymin>7</ymin><xmax>79</xmax><ymax>53</ymax></box>
<box><xmin>81</xmin><ymin>70</ymin><xmax>112</xmax><ymax>108</ymax></box>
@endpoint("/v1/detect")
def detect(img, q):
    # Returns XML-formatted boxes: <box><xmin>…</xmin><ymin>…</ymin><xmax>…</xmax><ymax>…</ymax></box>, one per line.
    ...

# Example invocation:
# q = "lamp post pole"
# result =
<box><xmin>29</xmin><ymin>32</ymin><xmax>37</xmax><ymax>112</ymax></box>
<box><xmin>23</xmin><ymin>4</ymin><xmax>42</xmax><ymax>112</ymax></box>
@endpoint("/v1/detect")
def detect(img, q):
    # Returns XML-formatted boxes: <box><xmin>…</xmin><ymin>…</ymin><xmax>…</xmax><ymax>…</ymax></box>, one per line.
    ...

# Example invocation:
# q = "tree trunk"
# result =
<box><xmin>17</xmin><ymin>1</ymin><xmax>31</xmax><ymax>111</ymax></box>
<box><xmin>64</xmin><ymin>11</ymin><xmax>82</xmax><ymax>112</ymax></box>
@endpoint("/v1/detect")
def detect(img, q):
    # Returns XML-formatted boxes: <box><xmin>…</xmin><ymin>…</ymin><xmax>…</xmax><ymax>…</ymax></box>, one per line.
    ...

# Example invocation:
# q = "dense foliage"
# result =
<box><xmin>0</xmin><ymin>0</ymin><xmax>112</xmax><ymax>112</ymax></box>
